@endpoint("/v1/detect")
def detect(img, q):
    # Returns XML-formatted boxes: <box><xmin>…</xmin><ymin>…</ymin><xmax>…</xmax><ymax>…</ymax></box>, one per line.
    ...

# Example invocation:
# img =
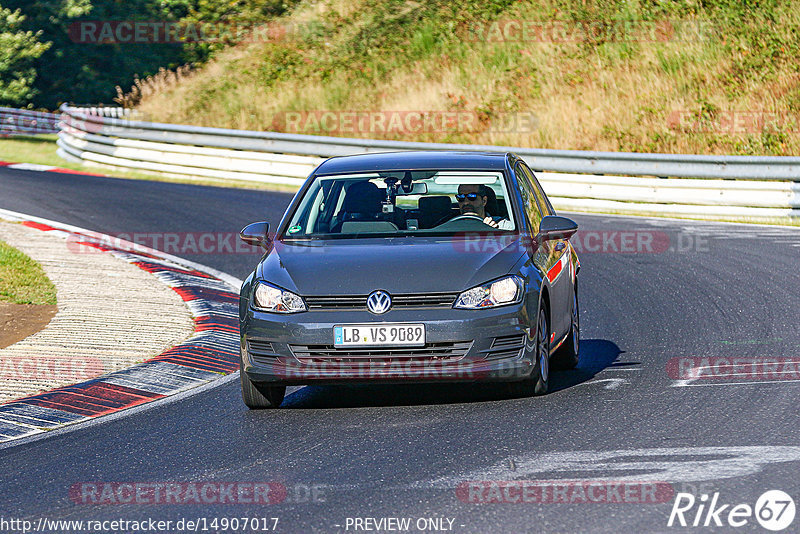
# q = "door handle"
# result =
<box><xmin>554</xmin><ymin>242</ymin><xmax>566</xmax><ymax>252</ymax></box>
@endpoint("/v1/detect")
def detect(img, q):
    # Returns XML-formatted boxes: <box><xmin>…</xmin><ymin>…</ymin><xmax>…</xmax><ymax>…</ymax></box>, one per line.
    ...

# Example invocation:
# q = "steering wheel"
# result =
<box><xmin>430</xmin><ymin>213</ymin><xmax>481</xmax><ymax>227</ymax></box>
<box><xmin>449</xmin><ymin>214</ymin><xmax>485</xmax><ymax>222</ymax></box>
<box><xmin>433</xmin><ymin>213</ymin><xmax>494</xmax><ymax>230</ymax></box>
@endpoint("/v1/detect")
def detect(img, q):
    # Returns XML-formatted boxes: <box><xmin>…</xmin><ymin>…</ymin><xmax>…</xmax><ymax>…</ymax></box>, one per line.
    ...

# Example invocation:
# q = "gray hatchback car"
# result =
<box><xmin>238</xmin><ymin>151</ymin><xmax>580</xmax><ymax>408</ymax></box>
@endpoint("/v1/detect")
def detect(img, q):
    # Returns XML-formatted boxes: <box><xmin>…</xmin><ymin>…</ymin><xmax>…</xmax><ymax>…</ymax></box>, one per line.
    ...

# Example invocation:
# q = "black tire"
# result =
<box><xmin>552</xmin><ymin>283</ymin><xmax>579</xmax><ymax>370</ymax></box>
<box><xmin>240</xmin><ymin>370</ymin><xmax>285</xmax><ymax>409</ymax></box>
<box><xmin>508</xmin><ymin>305</ymin><xmax>550</xmax><ymax>397</ymax></box>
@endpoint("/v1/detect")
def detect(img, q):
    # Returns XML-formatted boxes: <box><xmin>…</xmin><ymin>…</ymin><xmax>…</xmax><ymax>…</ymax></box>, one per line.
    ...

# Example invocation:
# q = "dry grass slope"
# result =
<box><xmin>130</xmin><ymin>0</ymin><xmax>800</xmax><ymax>155</ymax></box>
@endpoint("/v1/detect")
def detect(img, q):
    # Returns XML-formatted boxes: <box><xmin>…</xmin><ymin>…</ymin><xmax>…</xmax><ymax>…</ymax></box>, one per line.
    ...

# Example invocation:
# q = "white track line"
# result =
<box><xmin>0</xmin><ymin>207</ymin><xmax>249</xmax><ymax>449</ymax></box>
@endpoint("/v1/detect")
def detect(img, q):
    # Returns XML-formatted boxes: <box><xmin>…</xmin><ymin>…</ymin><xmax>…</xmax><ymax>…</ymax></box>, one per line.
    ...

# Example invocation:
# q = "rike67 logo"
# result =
<box><xmin>668</xmin><ymin>490</ymin><xmax>795</xmax><ymax>531</ymax></box>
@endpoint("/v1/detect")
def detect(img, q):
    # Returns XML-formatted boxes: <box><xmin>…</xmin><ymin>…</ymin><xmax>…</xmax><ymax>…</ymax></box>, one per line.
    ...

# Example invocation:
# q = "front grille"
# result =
<box><xmin>481</xmin><ymin>334</ymin><xmax>525</xmax><ymax>360</ymax></box>
<box><xmin>289</xmin><ymin>341</ymin><xmax>471</xmax><ymax>364</ymax></box>
<box><xmin>247</xmin><ymin>339</ymin><xmax>281</xmax><ymax>365</ymax></box>
<box><xmin>304</xmin><ymin>292</ymin><xmax>459</xmax><ymax>310</ymax></box>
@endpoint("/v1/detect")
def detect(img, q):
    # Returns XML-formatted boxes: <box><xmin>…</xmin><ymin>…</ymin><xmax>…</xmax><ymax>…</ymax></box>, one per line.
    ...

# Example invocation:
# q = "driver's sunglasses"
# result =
<box><xmin>455</xmin><ymin>193</ymin><xmax>480</xmax><ymax>201</ymax></box>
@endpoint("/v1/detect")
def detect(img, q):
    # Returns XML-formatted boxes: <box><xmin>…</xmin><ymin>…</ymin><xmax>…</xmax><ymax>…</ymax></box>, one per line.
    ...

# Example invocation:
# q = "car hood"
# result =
<box><xmin>257</xmin><ymin>236</ymin><xmax>526</xmax><ymax>295</ymax></box>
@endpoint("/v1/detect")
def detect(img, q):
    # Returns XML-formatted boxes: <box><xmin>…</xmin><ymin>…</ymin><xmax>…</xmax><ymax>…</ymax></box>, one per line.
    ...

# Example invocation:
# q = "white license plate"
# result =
<box><xmin>333</xmin><ymin>323</ymin><xmax>425</xmax><ymax>347</ymax></box>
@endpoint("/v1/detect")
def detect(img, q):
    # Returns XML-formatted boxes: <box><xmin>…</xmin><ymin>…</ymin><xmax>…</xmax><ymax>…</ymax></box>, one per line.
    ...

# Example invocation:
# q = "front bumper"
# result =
<box><xmin>241</xmin><ymin>304</ymin><xmax>536</xmax><ymax>385</ymax></box>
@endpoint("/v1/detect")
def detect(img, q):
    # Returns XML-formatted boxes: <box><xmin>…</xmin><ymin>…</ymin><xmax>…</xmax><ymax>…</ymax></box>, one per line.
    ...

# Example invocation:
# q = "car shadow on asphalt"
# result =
<box><xmin>279</xmin><ymin>339</ymin><xmax>625</xmax><ymax>409</ymax></box>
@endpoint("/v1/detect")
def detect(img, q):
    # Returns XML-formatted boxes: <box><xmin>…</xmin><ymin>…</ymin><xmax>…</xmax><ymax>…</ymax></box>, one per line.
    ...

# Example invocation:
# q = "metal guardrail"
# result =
<box><xmin>57</xmin><ymin>105</ymin><xmax>800</xmax><ymax>219</ymax></box>
<box><xmin>0</xmin><ymin>107</ymin><xmax>59</xmax><ymax>136</ymax></box>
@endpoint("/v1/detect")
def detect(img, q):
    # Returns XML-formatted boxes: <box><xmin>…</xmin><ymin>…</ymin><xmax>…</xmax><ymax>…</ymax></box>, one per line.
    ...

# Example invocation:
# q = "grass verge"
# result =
<box><xmin>0</xmin><ymin>237</ymin><xmax>57</xmax><ymax>305</ymax></box>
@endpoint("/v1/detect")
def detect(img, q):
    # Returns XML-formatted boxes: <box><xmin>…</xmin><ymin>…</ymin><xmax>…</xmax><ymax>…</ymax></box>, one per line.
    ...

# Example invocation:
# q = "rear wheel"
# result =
<box><xmin>240</xmin><ymin>362</ymin><xmax>285</xmax><ymax>409</ymax></box>
<box><xmin>552</xmin><ymin>283</ymin><xmax>579</xmax><ymax>370</ymax></box>
<box><xmin>508</xmin><ymin>305</ymin><xmax>549</xmax><ymax>397</ymax></box>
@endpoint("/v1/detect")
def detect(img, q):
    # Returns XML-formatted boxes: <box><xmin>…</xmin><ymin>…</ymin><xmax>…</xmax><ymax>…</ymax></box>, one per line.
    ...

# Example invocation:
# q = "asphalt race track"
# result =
<box><xmin>1</xmin><ymin>167</ymin><xmax>800</xmax><ymax>533</ymax></box>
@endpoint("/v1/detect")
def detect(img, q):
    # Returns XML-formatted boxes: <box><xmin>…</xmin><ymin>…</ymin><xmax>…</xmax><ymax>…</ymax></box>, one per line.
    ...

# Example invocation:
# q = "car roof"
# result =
<box><xmin>314</xmin><ymin>151</ymin><xmax>511</xmax><ymax>175</ymax></box>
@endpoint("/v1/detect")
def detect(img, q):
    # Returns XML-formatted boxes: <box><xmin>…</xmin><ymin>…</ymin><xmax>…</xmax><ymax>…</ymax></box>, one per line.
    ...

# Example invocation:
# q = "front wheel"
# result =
<box><xmin>552</xmin><ymin>284</ymin><xmax>579</xmax><ymax>370</ymax></box>
<box><xmin>508</xmin><ymin>305</ymin><xmax>550</xmax><ymax>397</ymax></box>
<box><xmin>240</xmin><ymin>368</ymin><xmax>285</xmax><ymax>409</ymax></box>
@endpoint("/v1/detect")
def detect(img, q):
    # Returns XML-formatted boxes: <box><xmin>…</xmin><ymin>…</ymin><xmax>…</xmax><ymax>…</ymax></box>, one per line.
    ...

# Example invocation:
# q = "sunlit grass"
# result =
<box><xmin>134</xmin><ymin>0</ymin><xmax>800</xmax><ymax>156</ymax></box>
<box><xmin>0</xmin><ymin>238</ymin><xmax>57</xmax><ymax>305</ymax></box>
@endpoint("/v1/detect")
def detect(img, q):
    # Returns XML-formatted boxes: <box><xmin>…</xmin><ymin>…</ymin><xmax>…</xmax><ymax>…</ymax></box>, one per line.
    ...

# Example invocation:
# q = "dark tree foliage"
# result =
<box><xmin>4</xmin><ymin>0</ymin><xmax>294</xmax><ymax>109</ymax></box>
<box><xmin>0</xmin><ymin>6</ymin><xmax>50</xmax><ymax>106</ymax></box>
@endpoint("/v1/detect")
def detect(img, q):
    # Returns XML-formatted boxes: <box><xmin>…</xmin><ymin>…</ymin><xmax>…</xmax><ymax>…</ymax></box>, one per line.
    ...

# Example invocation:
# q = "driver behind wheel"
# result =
<box><xmin>455</xmin><ymin>184</ymin><xmax>513</xmax><ymax>229</ymax></box>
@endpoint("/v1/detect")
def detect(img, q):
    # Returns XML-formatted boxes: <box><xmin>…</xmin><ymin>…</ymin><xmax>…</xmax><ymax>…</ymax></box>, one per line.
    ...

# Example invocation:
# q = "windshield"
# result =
<box><xmin>282</xmin><ymin>170</ymin><xmax>517</xmax><ymax>239</ymax></box>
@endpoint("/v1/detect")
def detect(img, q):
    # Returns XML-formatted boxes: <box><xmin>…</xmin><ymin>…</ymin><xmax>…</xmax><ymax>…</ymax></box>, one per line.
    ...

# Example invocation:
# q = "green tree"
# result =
<box><xmin>4</xmin><ymin>0</ymin><xmax>189</xmax><ymax>109</ymax></box>
<box><xmin>4</xmin><ymin>0</ymin><xmax>297</xmax><ymax>108</ymax></box>
<box><xmin>0</xmin><ymin>6</ymin><xmax>51</xmax><ymax>106</ymax></box>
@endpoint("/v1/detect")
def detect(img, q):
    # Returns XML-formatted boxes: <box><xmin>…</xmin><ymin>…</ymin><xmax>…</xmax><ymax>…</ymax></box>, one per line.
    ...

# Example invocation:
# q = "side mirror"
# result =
<box><xmin>239</xmin><ymin>221</ymin><xmax>271</xmax><ymax>249</ymax></box>
<box><xmin>537</xmin><ymin>215</ymin><xmax>578</xmax><ymax>242</ymax></box>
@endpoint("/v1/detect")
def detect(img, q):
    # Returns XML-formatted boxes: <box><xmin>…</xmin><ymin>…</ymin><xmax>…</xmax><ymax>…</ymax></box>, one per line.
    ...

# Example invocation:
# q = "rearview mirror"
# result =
<box><xmin>537</xmin><ymin>215</ymin><xmax>578</xmax><ymax>242</ymax></box>
<box><xmin>239</xmin><ymin>221</ymin><xmax>271</xmax><ymax>249</ymax></box>
<box><xmin>396</xmin><ymin>182</ymin><xmax>428</xmax><ymax>196</ymax></box>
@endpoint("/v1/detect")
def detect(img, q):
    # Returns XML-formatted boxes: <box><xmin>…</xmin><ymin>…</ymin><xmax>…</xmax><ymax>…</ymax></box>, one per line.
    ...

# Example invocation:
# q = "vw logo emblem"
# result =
<box><xmin>366</xmin><ymin>290</ymin><xmax>392</xmax><ymax>315</ymax></box>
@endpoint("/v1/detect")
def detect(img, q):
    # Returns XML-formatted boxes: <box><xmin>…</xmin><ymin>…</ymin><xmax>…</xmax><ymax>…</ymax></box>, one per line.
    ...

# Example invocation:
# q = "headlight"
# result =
<box><xmin>454</xmin><ymin>276</ymin><xmax>523</xmax><ymax>309</ymax></box>
<box><xmin>252</xmin><ymin>281</ymin><xmax>306</xmax><ymax>313</ymax></box>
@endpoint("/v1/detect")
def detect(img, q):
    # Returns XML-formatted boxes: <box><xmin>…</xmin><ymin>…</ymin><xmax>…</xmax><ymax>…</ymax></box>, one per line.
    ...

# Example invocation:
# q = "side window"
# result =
<box><xmin>518</xmin><ymin>162</ymin><xmax>553</xmax><ymax>217</ymax></box>
<box><xmin>514</xmin><ymin>162</ymin><xmax>542</xmax><ymax>234</ymax></box>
